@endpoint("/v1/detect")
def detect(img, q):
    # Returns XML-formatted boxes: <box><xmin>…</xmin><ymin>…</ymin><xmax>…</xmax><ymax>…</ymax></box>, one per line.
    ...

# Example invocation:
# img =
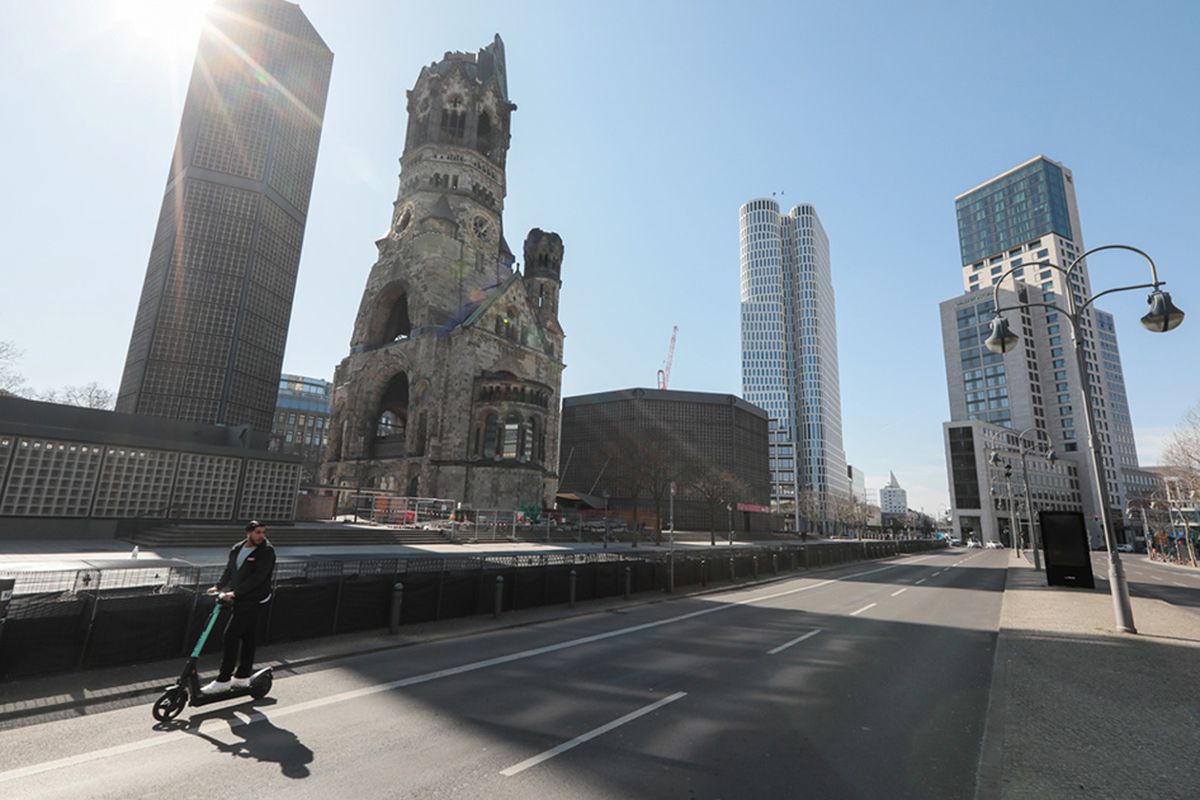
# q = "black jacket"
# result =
<box><xmin>217</xmin><ymin>539</ymin><xmax>277</xmax><ymax>606</ymax></box>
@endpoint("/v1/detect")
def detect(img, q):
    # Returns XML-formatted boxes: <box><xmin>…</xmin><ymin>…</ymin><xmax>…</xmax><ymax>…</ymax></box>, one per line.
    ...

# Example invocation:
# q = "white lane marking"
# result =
<box><xmin>890</xmin><ymin>588</ymin><xmax>908</xmax><ymax>597</ymax></box>
<box><xmin>915</xmin><ymin>578</ymin><xmax>927</xmax><ymax>585</ymax></box>
<box><xmin>1173</xmin><ymin>581</ymin><xmax>1187</xmax><ymax>587</ymax></box>
<box><xmin>849</xmin><ymin>603</ymin><xmax>877</xmax><ymax>617</ymax></box>
<box><xmin>767</xmin><ymin>628</ymin><xmax>822</xmax><ymax>655</ymax></box>
<box><xmin>0</xmin><ymin>558</ymin><xmax>921</xmax><ymax>785</ymax></box>
<box><xmin>499</xmin><ymin>692</ymin><xmax>687</xmax><ymax>776</ymax></box>
<box><xmin>932</xmin><ymin>571</ymin><xmax>943</xmax><ymax>577</ymax></box>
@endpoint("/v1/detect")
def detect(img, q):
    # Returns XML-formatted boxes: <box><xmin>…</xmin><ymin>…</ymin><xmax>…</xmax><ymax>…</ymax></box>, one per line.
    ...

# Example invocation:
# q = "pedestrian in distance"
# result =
<box><xmin>202</xmin><ymin>520</ymin><xmax>277</xmax><ymax>694</ymax></box>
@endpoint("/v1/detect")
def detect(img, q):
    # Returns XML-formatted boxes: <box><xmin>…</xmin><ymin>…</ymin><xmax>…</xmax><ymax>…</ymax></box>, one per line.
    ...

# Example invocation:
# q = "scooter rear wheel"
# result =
<box><xmin>249</xmin><ymin>672</ymin><xmax>273</xmax><ymax>699</ymax></box>
<box><xmin>152</xmin><ymin>687</ymin><xmax>187</xmax><ymax>722</ymax></box>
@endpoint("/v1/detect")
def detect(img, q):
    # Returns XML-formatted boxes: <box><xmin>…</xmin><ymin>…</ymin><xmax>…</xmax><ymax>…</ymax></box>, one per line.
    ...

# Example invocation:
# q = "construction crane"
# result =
<box><xmin>656</xmin><ymin>325</ymin><xmax>678</xmax><ymax>390</ymax></box>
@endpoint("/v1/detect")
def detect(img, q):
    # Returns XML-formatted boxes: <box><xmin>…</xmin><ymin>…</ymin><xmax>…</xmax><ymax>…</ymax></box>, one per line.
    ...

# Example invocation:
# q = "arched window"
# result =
<box><xmin>482</xmin><ymin>414</ymin><xmax>499</xmax><ymax>459</ymax></box>
<box><xmin>523</xmin><ymin>417</ymin><xmax>537</xmax><ymax>462</ymax></box>
<box><xmin>377</xmin><ymin>410</ymin><xmax>403</xmax><ymax>438</ymax></box>
<box><xmin>477</xmin><ymin>112</ymin><xmax>495</xmax><ymax>155</ymax></box>
<box><xmin>501</xmin><ymin>413</ymin><xmax>521</xmax><ymax>459</ymax></box>
<box><xmin>536</xmin><ymin>418</ymin><xmax>546</xmax><ymax>463</ymax></box>
<box><xmin>472</xmin><ymin>425</ymin><xmax>482</xmax><ymax>457</ymax></box>
<box><xmin>372</xmin><ymin>373</ymin><xmax>409</xmax><ymax>457</ymax></box>
<box><xmin>382</xmin><ymin>294</ymin><xmax>411</xmax><ymax>342</ymax></box>
<box><xmin>414</xmin><ymin>411</ymin><xmax>428</xmax><ymax>456</ymax></box>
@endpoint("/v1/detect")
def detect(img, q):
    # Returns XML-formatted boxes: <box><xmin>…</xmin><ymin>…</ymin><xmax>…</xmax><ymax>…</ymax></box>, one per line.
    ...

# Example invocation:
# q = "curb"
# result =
<box><xmin>973</xmin><ymin>555</ymin><xmax>1016</xmax><ymax>800</ymax></box>
<box><xmin>0</xmin><ymin>549</ymin><xmax>939</xmax><ymax>725</ymax></box>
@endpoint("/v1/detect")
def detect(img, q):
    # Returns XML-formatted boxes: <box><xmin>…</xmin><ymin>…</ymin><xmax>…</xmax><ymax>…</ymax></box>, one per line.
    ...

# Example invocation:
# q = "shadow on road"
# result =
<box><xmin>155</xmin><ymin>699</ymin><xmax>313</xmax><ymax>779</ymax></box>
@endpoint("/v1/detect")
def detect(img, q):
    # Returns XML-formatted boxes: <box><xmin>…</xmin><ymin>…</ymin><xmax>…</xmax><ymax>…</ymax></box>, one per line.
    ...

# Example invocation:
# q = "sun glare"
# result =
<box><xmin>113</xmin><ymin>0</ymin><xmax>212</xmax><ymax>54</ymax></box>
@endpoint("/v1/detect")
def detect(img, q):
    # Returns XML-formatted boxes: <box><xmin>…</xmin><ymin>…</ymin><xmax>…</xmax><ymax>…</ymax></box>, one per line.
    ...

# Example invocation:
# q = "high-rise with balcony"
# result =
<box><xmin>739</xmin><ymin>198</ymin><xmax>848</xmax><ymax>532</ymax></box>
<box><xmin>941</xmin><ymin>156</ymin><xmax>1141</xmax><ymax>544</ymax></box>
<box><xmin>116</xmin><ymin>0</ymin><xmax>333</xmax><ymax>434</ymax></box>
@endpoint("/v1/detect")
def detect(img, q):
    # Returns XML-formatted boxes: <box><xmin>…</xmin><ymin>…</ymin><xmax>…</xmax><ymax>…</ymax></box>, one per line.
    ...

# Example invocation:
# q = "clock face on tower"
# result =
<box><xmin>472</xmin><ymin>215</ymin><xmax>492</xmax><ymax>242</ymax></box>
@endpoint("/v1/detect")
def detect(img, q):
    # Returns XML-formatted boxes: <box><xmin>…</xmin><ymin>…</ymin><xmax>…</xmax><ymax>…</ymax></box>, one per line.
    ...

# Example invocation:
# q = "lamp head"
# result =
<box><xmin>984</xmin><ymin>315</ymin><xmax>1020</xmax><ymax>354</ymax></box>
<box><xmin>1140</xmin><ymin>289</ymin><xmax>1184</xmax><ymax>332</ymax></box>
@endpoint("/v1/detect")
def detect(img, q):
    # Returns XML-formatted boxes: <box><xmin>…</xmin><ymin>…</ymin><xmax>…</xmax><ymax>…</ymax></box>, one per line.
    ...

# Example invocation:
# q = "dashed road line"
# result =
<box><xmin>890</xmin><ymin>588</ymin><xmax>908</xmax><ymax>597</ymax></box>
<box><xmin>767</xmin><ymin>629</ymin><xmax>822</xmax><ymax>655</ymax></box>
<box><xmin>500</xmin><ymin>692</ymin><xmax>688</xmax><ymax>776</ymax></box>
<box><xmin>849</xmin><ymin>603</ymin><xmax>877</xmax><ymax>617</ymax></box>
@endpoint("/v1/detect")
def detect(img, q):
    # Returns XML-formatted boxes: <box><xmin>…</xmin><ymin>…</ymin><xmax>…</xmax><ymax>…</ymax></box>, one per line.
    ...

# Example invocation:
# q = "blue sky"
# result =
<box><xmin>1</xmin><ymin>0</ymin><xmax>1197</xmax><ymax>513</ymax></box>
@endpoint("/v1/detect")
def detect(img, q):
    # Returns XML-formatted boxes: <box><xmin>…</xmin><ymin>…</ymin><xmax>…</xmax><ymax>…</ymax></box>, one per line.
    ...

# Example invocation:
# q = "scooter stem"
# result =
<box><xmin>191</xmin><ymin>602</ymin><xmax>224</xmax><ymax>659</ymax></box>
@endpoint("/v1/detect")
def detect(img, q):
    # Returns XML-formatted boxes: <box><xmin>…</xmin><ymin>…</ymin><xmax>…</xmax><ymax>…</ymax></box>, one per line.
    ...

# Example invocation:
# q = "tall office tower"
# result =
<box><xmin>740</xmin><ymin>199</ymin><xmax>848</xmax><ymax>532</ymax></box>
<box><xmin>944</xmin><ymin>155</ymin><xmax>1141</xmax><ymax>543</ymax></box>
<box><xmin>116</xmin><ymin>0</ymin><xmax>333</xmax><ymax>434</ymax></box>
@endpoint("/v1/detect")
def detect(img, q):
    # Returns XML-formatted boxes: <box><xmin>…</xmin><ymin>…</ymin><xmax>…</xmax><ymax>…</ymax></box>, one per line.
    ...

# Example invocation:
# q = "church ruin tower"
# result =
<box><xmin>323</xmin><ymin>35</ymin><xmax>567</xmax><ymax>510</ymax></box>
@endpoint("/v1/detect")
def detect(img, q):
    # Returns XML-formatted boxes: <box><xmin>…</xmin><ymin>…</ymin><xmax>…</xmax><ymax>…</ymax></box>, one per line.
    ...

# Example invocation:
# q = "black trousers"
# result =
<box><xmin>218</xmin><ymin>602</ymin><xmax>261</xmax><ymax>681</ymax></box>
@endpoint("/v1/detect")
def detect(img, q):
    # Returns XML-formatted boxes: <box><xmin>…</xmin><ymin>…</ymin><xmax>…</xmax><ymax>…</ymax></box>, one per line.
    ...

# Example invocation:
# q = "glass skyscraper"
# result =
<box><xmin>116</xmin><ymin>0</ymin><xmax>333</xmax><ymax>434</ymax></box>
<box><xmin>739</xmin><ymin>198</ymin><xmax>848</xmax><ymax>532</ymax></box>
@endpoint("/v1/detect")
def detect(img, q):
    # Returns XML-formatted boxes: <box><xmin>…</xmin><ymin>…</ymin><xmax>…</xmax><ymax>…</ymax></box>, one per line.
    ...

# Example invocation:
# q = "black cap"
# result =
<box><xmin>245</xmin><ymin>520</ymin><xmax>263</xmax><ymax>532</ymax></box>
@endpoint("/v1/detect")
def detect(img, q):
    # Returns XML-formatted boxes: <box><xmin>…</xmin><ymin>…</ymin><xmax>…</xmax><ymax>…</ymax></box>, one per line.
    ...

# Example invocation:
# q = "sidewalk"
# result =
<box><xmin>979</xmin><ymin>554</ymin><xmax>1200</xmax><ymax>800</ymax></box>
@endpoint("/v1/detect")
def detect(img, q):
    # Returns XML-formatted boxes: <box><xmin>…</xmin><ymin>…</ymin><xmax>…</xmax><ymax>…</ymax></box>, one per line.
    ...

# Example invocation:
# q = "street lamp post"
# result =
<box><xmin>603</xmin><ymin>489</ymin><xmax>610</xmax><ymax>550</ymax></box>
<box><xmin>727</xmin><ymin>503</ymin><xmax>734</xmax><ymax>545</ymax></box>
<box><xmin>984</xmin><ymin>244</ymin><xmax>1185</xmax><ymax>634</ymax></box>
<box><xmin>989</xmin><ymin>428</ymin><xmax>1054</xmax><ymax>570</ymax></box>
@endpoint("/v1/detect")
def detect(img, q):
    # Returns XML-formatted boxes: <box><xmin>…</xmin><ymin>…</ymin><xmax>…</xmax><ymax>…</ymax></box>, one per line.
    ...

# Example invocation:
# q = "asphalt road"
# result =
<box><xmin>0</xmin><ymin>548</ymin><xmax>1011</xmax><ymax>800</ymax></box>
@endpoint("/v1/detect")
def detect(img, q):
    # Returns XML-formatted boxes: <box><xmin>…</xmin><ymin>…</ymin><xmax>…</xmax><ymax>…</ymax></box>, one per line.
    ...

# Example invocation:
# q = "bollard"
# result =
<box><xmin>701</xmin><ymin>559</ymin><xmax>707</xmax><ymax>587</ymax></box>
<box><xmin>569</xmin><ymin>569</ymin><xmax>577</xmax><ymax>608</ymax></box>
<box><xmin>494</xmin><ymin>575</ymin><xmax>504</xmax><ymax>618</ymax></box>
<box><xmin>772</xmin><ymin>554</ymin><xmax>778</xmax><ymax>574</ymax></box>
<box><xmin>729</xmin><ymin>558</ymin><xmax>735</xmax><ymax>581</ymax></box>
<box><xmin>389</xmin><ymin>582</ymin><xmax>404</xmax><ymax>634</ymax></box>
<box><xmin>624</xmin><ymin>566</ymin><xmax>631</xmax><ymax>600</ymax></box>
<box><xmin>668</xmin><ymin>552</ymin><xmax>675</xmax><ymax>594</ymax></box>
<box><xmin>753</xmin><ymin>556</ymin><xmax>759</xmax><ymax>579</ymax></box>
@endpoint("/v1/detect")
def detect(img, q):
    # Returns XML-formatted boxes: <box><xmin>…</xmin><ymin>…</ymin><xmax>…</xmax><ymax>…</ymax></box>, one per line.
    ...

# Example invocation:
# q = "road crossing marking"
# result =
<box><xmin>849</xmin><ymin>603</ymin><xmax>877</xmax><ymax>617</ymax></box>
<box><xmin>767</xmin><ymin>628</ymin><xmax>822</xmax><ymax>655</ymax></box>
<box><xmin>500</xmin><ymin>692</ymin><xmax>688</xmax><ymax>776</ymax></box>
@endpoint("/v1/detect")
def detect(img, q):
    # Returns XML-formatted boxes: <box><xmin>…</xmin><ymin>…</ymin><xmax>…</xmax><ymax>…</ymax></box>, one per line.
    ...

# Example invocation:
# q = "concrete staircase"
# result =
<box><xmin>124</xmin><ymin>523</ymin><xmax>455</xmax><ymax>548</ymax></box>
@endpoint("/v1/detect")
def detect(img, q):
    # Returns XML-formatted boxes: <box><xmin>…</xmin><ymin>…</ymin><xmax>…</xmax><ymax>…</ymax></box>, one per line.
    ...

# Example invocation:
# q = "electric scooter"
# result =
<box><xmin>152</xmin><ymin>592</ymin><xmax>272</xmax><ymax>722</ymax></box>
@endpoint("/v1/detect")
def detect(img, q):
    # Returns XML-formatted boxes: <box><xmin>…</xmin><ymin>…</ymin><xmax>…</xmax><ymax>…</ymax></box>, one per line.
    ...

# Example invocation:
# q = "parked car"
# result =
<box><xmin>1117</xmin><ymin>543</ymin><xmax>1134</xmax><ymax>553</ymax></box>
<box><xmin>967</xmin><ymin>539</ymin><xmax>983</xmax><ymax>549</ymax></box>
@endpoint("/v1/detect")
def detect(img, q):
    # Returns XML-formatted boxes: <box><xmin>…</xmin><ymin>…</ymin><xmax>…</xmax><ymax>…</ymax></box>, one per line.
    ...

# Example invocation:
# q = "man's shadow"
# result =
<box><xmin>155</xmin><ymin>699</ymin><xmax>313</xmax><ymax>779</ymax></box>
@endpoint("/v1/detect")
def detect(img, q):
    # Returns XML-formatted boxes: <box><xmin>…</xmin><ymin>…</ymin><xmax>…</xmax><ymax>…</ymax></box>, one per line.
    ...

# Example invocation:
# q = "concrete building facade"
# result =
<box><xmin>558</xmin><ymin>389</ymin><xmax>772</xmax><ymax>533</ymax></box>
<box><xmin>116</xmin><ymin>0</ymin><xmax>333</xmax><ymax>434</ymax></box>
<box><xmin>0</xmin><ymin>395</ymin><xmax>301</xmax><ymax>539</ymax></box>
<box><xmin>322</xmin><ymin>37</ymin><xmax>565</xmax><ymax>511</ymax></box>
<box><xmin>739</xmin><ymin>198</ymin><xmax>848</xmax><ymax>532</ymax></box>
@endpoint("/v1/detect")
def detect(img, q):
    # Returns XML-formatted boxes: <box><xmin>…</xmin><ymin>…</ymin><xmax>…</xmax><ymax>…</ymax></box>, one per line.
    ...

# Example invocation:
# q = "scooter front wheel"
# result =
<box><xmin>152</xmin><ymin>687</ymin><xmax>187</xmax><ymax>722</ymax></box>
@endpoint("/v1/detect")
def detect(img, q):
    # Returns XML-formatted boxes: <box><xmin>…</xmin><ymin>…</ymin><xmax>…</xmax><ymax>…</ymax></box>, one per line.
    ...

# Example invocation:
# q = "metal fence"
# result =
<box><xmin>0</xmin><ymin>540</ymin><xmax>944</xmax><ymax>680</ymax></box>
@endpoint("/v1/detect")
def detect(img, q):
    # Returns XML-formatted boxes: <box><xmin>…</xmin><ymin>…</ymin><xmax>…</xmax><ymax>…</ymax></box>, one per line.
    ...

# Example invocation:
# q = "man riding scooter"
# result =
<box><xmin>202</xmin><ymin>520</ymin><xmax>276</xmax><ymax>694</ymax></box>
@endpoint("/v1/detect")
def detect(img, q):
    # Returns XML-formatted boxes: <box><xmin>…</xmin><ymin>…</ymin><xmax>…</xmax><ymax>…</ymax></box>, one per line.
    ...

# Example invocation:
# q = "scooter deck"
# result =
<box><xmin>188</xmin><ymin>667</ymin><xmax>272</xmax><ymax>707</ymax></box>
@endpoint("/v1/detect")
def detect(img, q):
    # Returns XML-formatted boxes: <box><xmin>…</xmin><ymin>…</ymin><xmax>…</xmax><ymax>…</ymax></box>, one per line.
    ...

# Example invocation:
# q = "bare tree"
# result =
<box><xmin>0</xmin><ymin>341</ymin><xmax>25</xmax><ymax>395</ymax></box>
<box><xmin>1164</xmin><ymin>403</ymin><xmax>1200</xmax><ymax>492</ymax></box>
<box><xmin>796</xmin><ymin>489</ymin><xmax>823</xmax><ymax>538</ymax></box>
<box><xmin>40</xmin><ymin>382</ymin><xmax>116</xmax><ymax>409</ymax></box>
<box><xmin>692</xmin><ymin>468</ymin><xmax>745</xmax><ymax>545</ymax></box>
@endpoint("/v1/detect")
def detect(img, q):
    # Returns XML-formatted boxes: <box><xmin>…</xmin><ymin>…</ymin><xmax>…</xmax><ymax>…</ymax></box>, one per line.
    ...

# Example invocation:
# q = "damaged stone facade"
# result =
<box><xmin>322</xmin><ymin>35</ymin><xmax>566</xmax><ymax>510</ymax></box>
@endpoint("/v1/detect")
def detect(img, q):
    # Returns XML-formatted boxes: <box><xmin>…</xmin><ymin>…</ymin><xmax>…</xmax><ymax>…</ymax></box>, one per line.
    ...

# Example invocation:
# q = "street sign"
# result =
<box><xmin>670</xmin><ymin>481</ymin><xmax>677</xmax><ymax>497</ymax></box>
